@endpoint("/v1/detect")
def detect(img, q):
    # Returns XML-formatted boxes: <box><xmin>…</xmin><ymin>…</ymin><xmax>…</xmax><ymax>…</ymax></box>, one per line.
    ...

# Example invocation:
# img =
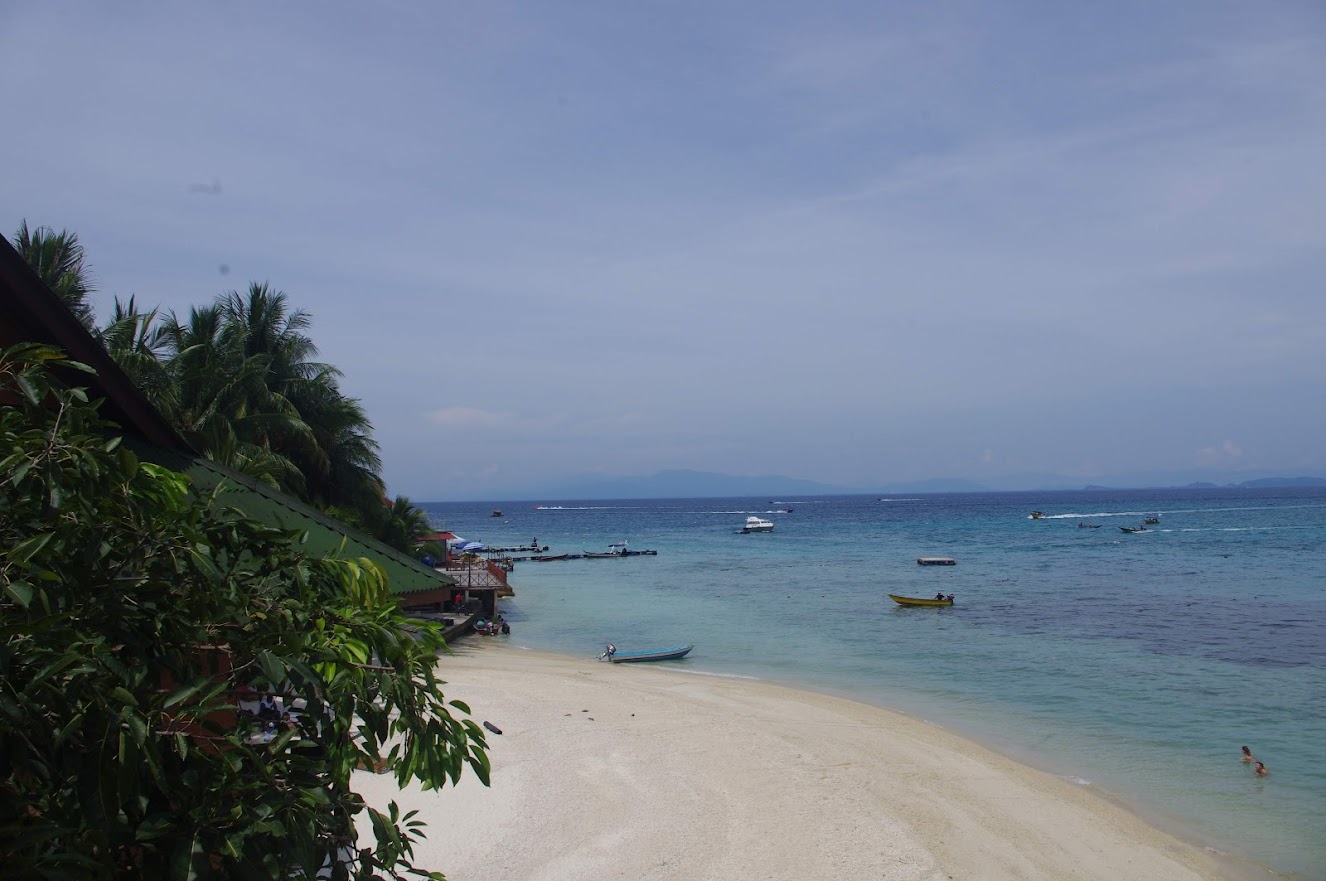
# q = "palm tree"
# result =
<box><xmin>373</xmin><ymin>496</ymin><xmax>440</xmax><ymax>558</ymax></box>
<box><xmin>100</xmin><ymin>296</ymin><xmax>176</xmax><ymax>416</ymax></box>
<box><xmin>12</xmin><ymin>220</ymin><xmax>96</xmax><ymax>329</ymax></box>
<box><xmin>161</xmin><ymin>303</ymin><xmax>308</xmax><ymax>490</ymax></box>
<box><xmin>218</xmin><ymin>283</ymin><xmax>384</xmax><ymax>523</ymax></box>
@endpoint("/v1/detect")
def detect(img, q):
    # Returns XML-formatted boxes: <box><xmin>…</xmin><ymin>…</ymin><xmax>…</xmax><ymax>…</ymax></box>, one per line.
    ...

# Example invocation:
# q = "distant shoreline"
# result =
<box><xmin>423</xmin><ymin>480</ymin><xmax>1326</xmax><ymax>504</ymax></box>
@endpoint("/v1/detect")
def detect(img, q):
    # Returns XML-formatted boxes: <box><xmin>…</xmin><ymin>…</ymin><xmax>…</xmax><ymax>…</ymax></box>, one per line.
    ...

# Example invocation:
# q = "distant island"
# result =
<box><xmin>1229</xmin><ymin>477</ymin><xmax>1326</xmax><ymax>488</ymax></box>
<box><xmin>462</xmin><ymin>469</ymin><xmax>1326</xmax><ymax>502</ymax></box>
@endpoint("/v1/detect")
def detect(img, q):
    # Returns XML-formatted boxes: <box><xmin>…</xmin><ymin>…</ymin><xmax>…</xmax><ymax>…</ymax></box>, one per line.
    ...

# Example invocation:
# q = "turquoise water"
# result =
<box><xmin>423</xmin><ymin>488</ymin><xmax>1326</xmax><ymax>879</ymax></box>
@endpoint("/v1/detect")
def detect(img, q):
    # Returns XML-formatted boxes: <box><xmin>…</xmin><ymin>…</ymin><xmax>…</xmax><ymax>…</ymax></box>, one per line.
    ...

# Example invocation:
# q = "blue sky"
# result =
<box><xmin>4</xmin><ymin>1</ymin><xmax>1325</xmax><ymax>499</ymax></box>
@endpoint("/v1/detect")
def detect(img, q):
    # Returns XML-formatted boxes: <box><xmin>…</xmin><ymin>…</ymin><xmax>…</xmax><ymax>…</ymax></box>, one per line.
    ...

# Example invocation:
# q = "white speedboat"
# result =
<box><xmin>740</xmin><ymin>516</ymin><xmax>774</xmax><ymax>533</ymax></box>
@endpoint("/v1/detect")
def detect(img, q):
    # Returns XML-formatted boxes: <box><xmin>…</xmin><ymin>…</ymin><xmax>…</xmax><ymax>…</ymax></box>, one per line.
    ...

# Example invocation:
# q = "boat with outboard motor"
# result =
<box><xmin>889</xmin><ymin>593</ymin><xmax>955</xmax><ymax>607</ymax></box>
<box><xmin>598</xmin><ymin>644</ymin><xmax>694</xmax><ymax>663</ymax></box>
<box><xmin>740</xmin><ymin>516</ymin><xmax>774</xmax><ymax>533</ymax></box>
<box><xmin>1119</xmin><ymin>526</ymin><xmax>1150</xmax><ymax>534</ymax></box>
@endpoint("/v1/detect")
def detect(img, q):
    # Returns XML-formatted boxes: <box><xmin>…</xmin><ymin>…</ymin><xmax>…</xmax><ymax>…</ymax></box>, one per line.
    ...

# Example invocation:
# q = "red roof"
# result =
<box><xmin>431</xmin><ymin>531</ymin><xmax>456</xmax><ymax>541</ymax></box>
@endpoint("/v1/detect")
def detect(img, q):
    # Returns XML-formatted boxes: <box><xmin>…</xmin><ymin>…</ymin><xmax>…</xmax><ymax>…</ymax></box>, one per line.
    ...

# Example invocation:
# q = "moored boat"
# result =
<box><xmin>598</xmin><ymin>644</ymin><xmax>694</xmax><ymax>663</ymax></box>
<box><xmin>889</xmin><ymin>594</ymin><xmax>954</xmax><ymax>607</ymax></box>
<box><xmin>740</xmin><ymin>516</ymin><xmax>774</xmax><ymax>533</ymax></box>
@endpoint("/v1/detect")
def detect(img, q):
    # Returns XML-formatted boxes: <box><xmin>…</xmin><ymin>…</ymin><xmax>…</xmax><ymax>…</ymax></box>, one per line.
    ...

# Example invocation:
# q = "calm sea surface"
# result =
<box><xmin>422</xmin><ymin>488</ymin><xmax>1326</xmax><ymax>879</ymax></box>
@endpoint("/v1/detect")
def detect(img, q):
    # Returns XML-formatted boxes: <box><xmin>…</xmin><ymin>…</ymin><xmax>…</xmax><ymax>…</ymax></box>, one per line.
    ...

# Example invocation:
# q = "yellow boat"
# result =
<box><xmin>889</xmin><ymin>593</ymin><xmax>954</xmax><ymax>607</ymax></box>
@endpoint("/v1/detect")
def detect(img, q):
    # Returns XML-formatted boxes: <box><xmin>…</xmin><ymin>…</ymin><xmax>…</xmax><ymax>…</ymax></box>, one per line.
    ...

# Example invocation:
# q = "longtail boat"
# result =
<box><xmin>598</xmin><ymin>644</ymin><xmax>693</xmax><ymax>663</ymax></box>
<box><xmin>888</xmin><ymin>594</ymin><xmax>954</xmax><ymax>607</ymax></box>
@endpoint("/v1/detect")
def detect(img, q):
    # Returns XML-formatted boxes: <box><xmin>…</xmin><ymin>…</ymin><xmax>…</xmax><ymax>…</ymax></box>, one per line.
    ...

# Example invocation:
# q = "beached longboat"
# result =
<box><xmin>598</xmin><ymin>644</ymin><xmax>694</xmax><ymax>663</ymax></box>
<box><xmin>888</xmin><ymin>594</ymin><xmax>954</xmax><ymax>607</ymax></box>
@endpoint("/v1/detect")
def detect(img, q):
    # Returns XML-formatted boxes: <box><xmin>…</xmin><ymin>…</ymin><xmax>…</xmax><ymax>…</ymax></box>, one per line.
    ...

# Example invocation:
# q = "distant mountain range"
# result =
<box><xmin>495</xmin><ymin>469</ymin><xmax>1326</xmax><ymax>501</ymax></box>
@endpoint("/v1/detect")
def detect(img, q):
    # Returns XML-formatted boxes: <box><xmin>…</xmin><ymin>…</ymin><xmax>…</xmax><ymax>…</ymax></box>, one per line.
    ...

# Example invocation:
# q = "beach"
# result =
<box><xmin>356</xmin><ymin>642</ymin><xmax>1262</xmax><ymax>881</ymax></box>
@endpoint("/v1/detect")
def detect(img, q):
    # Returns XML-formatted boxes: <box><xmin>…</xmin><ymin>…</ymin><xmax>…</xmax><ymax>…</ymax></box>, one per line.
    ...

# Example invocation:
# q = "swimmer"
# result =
<box><xmin>1241</xmin><ymin>745</ymin><xmax>1253</xmax><ymax>763</ymax></box>
<box><xmin>1254</xmin><ymin>761</ymin><xmax>1269</xmax><ymax>777</ymax></box>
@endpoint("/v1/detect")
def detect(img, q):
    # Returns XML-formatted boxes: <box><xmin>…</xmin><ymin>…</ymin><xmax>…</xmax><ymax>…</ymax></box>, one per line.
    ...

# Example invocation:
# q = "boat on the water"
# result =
<box><xmin>584</xmin><ymin>541</ymin><xmax>659</xmax><ymax>558</ymax></box>
<box><xmin>532</xmin><ymin>552</ymin><xmax>571</xmax><ymax>561</ymax></box>
<box><xmin>598</xmin><ymin>644</ymin><xmax>694</xmax><ymax>663</ymax></box>
<box><xmin>1119</xmin><ymin>526</ymin><xmax>1149</xmax><ymax>534</ymax></box>
<box><xmin>889</xmin><ymin>594</ymin><xmax>954</xmax><ymax>607</ymax></box>
<box><xmin>917</xmin><ymin>557</ymin><xmax>956</xmax><ymax>566</ymax></box>
<box><xmin>490</xmin><ymin>509</ymin><xmax>503</xmax><ymax>517</ymax></box>
<box><xmin>740</xmin><ymin>516</ymin><xmax>774</xmax><ymax>533</ymax></box>
<box><xmin>1143</xmin><ymin>515</ymin><xmax>1160</xmax><ymax>525</ymax></box>
<box><xmin>1029</xmin><ymin>511</ymin><xmax>1046</xmax><ymax>519</ymax></box>
<box><xmin>1078</xmin><ymin>522</ymin><xmax>1102</xmax><ymax>529</ymax></box>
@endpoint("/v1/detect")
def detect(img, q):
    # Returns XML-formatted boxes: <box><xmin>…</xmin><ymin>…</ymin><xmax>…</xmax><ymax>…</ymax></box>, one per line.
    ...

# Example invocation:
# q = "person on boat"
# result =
<box><xmin>946</xmin><ymin>594</ymin><xmax>955</xmax><ymax>602</ymax></box>
<box><xmin>935</xmin><ymin>592</ymin><xmax>946</xmax><ymax>601</ymax></box>
<box><xmin>1254</xmin><ymin>761</ymin><xmax>1269</xmax><ymax>777</ymax></box>
<box><xmin>1241</xmin><ymin>745</ymin><xmax>1254</xmax><ymax>763</ymax></box>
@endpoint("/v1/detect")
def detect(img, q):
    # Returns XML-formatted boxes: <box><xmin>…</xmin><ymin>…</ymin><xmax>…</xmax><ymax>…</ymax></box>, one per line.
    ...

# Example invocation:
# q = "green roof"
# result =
<box><xmin>130</xmin><ymin>442</ymin><xmax>454</xmax><ymax>597</ymax></box>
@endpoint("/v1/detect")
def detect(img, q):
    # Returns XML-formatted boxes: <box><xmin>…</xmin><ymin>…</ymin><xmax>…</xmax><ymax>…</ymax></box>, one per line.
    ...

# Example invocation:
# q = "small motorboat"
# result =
<box><xmin>740</xmin><ymin>516</ymin><xmax>774</xmax><ymax>533</ymax></box>
<box><xmin>917</xmin><ymin>557</ymin><xmax>956</xmax><ymax>566</ymax></box>
<box><xmin>490</xmin><ymin>509</ymin><xmax>503</xmax><ymax>517</ymax></box>
<box><xmin>889</xmin><ymin>594</ymin><xmax>954</xmax><ymax>607</ymax></box>
<box><xmin>1119</xmin><ymin>526</ymin><xmax>1149</xmax><ymax>534</ymax></box>
<box><xmin>532</xmin><ymin>552</ymin><xmax>570</xmax><ymax>561</ymax></box>
<box><xmin>1077</xmin><ymin>522</ymin><xmax>1102</xmax><ymax>529</ymax></box>
<box><xmin>598</xmin><ymin>644</ymin><xmax>694</xmax><ymax>663</ymax></box>
<box><xmin>1143</xmin><ymin>515</ymin><xmax>1160</xmax><ymax>525</ymax></box>
<box><xmin>1029</xmin><ymin>511</ymin><xmax>1046</xmax><ymax>519</ymax></box>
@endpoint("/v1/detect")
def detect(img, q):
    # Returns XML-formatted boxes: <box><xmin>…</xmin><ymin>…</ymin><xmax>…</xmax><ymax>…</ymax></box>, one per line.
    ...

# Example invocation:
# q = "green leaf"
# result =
<box><xmin>4</xmin><ymin>580</ymin><xmax>34</xmax><ymax>607</ymax></box>
<box><xmin>162</xmin><ymin>682</ymin><xmax>202</xmax><ymax>709</ymax></box>
<box><xmin>8</xmin><ymin>532</ymin><xmax>54</xmax><ymax>565</ymax></box>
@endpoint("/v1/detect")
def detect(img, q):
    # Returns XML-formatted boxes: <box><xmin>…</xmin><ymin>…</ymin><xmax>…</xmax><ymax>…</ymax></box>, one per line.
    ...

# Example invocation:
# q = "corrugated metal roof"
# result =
<box><xmin>130</xmin><ymin>443</ymin><xmax>455</xmax><ymax>597</ymax></box>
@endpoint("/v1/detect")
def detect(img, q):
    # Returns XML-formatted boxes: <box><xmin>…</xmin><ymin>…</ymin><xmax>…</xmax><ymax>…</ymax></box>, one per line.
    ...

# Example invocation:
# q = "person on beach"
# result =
<box><xmin>258</xmin><ymin>692</ymin><xmax>281</xmax><ymax>721</ymax></box>
<box><xmin>1254</xmin><ymin>761</ymin><xmax>1269</xmax><ymax>776</ymax></box>
<box><xmin>1241</xmin><ymin>745</ymin><xmax>1254</xmax><ymax>763</ymax></box>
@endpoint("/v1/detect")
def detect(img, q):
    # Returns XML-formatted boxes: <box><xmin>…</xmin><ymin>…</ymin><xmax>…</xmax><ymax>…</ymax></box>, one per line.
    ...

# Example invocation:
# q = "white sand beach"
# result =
<box><xmin>356</xmin><ymin>642</ymin><xmax>1259</xmax><ymax>881</ymax></box>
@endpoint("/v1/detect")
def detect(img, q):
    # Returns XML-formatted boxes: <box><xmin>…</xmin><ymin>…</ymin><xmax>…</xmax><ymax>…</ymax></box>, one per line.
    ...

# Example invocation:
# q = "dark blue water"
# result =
<box><xmin>423</xmin><ymin>488</ymin><xmax>1326</xmax><ymax>879</ymax></box>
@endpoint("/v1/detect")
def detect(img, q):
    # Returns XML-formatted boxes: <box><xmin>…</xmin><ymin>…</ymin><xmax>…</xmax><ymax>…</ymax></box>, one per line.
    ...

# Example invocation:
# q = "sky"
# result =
<box><xmin>4</xmin><ymin>1</ymin><xmax>1325</xmax><ymax>499</ymax></box>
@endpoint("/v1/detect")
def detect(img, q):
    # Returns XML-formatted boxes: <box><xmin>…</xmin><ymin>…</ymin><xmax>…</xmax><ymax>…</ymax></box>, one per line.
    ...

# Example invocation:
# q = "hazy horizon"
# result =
<box><xmin>4</xmin><ymin>2</ymin><xmax>1324</xmax><ymax>500</ymax></box>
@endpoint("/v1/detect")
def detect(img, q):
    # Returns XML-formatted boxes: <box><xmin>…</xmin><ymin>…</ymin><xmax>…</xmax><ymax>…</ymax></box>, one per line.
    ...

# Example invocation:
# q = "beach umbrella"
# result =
<box><xmin>454</xmin><ymin>540</ymin><xmax>485</xmax><ymax>552</ymax></box>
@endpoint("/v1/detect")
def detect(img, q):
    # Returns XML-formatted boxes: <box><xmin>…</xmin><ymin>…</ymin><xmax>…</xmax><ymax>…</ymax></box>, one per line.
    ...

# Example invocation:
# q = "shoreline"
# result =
<box><xmin>357</xmin><ymin>642</ymin><xmax>1277</xmax><ymax>881</ymax></box>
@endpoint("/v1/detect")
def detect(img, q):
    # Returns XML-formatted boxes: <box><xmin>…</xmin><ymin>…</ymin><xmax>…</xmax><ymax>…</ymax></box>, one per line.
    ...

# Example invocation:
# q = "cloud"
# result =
<box><xmin>1195</xmin><ymin>441</ymin><xmax>1244</xmax><ymax>466</ymax></box>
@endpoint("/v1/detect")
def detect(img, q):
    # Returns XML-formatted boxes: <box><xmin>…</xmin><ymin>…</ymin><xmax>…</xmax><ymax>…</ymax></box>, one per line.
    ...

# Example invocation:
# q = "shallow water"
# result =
<box><xmin>424</xmin><ymin>488</ymin><xmax>1326</xmax><ymax>879</ymax></box>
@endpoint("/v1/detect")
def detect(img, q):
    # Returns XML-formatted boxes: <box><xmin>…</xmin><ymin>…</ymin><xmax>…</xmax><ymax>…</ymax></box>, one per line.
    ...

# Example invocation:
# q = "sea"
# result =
<box><xmin>421</xmin><ymin>487</ymin><xmax>1326</xmax><ymax>880</ymax></box>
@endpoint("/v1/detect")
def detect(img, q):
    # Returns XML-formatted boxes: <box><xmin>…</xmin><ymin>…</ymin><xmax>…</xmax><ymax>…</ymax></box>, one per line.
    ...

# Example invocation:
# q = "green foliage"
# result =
<box><xmin>0</xmin><ymin>344</ymin><xmax>488</xmax><ymax>880</ymax></box>
<box><xmin>12</xmin><ymin>221</ymin><xmax>96</xmax><ymax>329</ymax></box>
<box><xmin>370</xmin><ymin>497</ymin><xmax>442</xmax><ymax>560</ymax></box>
